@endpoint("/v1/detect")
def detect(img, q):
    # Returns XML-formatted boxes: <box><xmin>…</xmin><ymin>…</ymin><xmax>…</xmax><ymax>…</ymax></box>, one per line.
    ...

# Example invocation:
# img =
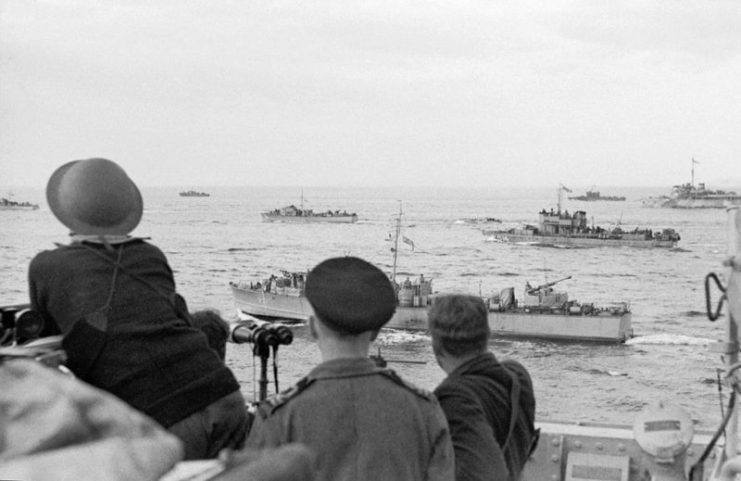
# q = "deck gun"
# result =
<box><xmin>526</xmin><ymin>275</ymin><xmax>572</xmax><ymax>295</ymax></box>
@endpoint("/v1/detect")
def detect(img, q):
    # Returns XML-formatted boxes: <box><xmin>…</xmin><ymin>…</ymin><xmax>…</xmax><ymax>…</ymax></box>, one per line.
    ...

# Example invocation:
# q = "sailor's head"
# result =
<box><xmin>46</xmin><ymin>158</ymin><xmax>142</xmax><ymax>236</ymax></box>
<box><xmin>428</xmin><ymin>294</ymin><xmax>490</xmax><ymax>358</ymax></box>
<box><xmin>305</xmin><ymin>256</ymin><xmax>396</xmax><ymax>335</ymax></box>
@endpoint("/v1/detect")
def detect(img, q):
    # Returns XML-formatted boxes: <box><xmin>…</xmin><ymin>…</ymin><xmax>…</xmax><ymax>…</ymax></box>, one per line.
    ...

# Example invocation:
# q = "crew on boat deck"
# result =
<box><xmin>28</xmin><ymin>158</ymin><xmax>249</xmax><ymax>460</ymax></box>
<box><xmin>246</xmin><ymin>256</ymin><xmax>455</xmax><ymax>481</ymax></box>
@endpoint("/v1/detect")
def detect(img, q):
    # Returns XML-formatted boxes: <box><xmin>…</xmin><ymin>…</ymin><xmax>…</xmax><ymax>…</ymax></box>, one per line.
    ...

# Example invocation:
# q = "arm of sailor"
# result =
<box><xmin>425</xmin><ymin>402</ymin><xmax>457</xmax><ymax>481</ymax></box>
<box><xmin>435</xmin><ymin>387</ymin><xmax>509</xmax><ymax>481</ymax></box>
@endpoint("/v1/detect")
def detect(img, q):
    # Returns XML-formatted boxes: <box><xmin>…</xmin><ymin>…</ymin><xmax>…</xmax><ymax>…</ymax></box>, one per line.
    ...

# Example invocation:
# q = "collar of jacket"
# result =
<box><xmin>449</xmin><ymin>351</ymin><xmax>501</xmax><ymax>377</ymax></box>
<box><xmin>307</xmin><ymin>357</ymin><xmax>384</xmax><ymax>380</ymax></box>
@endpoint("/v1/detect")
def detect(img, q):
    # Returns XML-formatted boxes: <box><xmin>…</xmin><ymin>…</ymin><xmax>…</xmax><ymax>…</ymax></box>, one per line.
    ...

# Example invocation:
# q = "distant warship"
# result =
<box><xmin>642</xmin><ymin>159</ymin><xmax>741</xmax><ymax>208</ymax></box>
<box><xmin>568</xmin><ymin>187</ymin><xmax>626</xmax><ymax>202</ymax></box>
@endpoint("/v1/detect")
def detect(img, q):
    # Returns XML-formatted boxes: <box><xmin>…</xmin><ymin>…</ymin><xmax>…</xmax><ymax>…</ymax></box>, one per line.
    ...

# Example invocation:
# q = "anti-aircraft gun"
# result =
<box><xmin>525</xmin><ymin>275</ymin><xmax>572</xmax><ymax>295</ymax></box>
<box><xmin>523</xmin><ymin>276</ymin><xmax>572</xmax><ymax>311</ymax></box>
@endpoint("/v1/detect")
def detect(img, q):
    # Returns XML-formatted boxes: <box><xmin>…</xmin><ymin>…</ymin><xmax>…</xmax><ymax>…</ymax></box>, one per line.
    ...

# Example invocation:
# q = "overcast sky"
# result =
<box><xmin>1</xmin><ymin>0</ymin><xmax>740</xmax><ymax>188</ymax></box>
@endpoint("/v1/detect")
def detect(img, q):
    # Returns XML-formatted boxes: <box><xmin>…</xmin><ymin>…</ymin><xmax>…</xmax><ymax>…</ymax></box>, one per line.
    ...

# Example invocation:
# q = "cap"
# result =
<box><xmin>305</xmin><ymin>256</ymin><xmax>396</xmax><ymax>334</ymax></box>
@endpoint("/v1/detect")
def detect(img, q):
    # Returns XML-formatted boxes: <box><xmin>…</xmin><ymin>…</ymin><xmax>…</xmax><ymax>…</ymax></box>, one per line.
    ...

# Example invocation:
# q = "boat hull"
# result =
<box><xmin>261</xmin><ymin>213</ymin><xmax>358</xmax><ymax>223</ymax></box>
<box><xmin>482</xmin><ymin>231</ymin><xmax>676</xmax><ymax>248</ymax></box>
<box><xmin>231</xmin><ymin>284</ymin><xmax>314</xmax><ymax>321</ymax></box>
<box><xmin>231</xmin><ymin>285</ymin><xmax>632</xmax><ymax>343</ymax></box>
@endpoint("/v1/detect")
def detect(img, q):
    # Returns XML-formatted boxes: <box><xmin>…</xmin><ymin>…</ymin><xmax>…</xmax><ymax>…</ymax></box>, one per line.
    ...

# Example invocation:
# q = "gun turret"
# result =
<box><xmin>526</xmin><ymin>276</ymin><xmax>572</xmax><ymax>295</ymax></box>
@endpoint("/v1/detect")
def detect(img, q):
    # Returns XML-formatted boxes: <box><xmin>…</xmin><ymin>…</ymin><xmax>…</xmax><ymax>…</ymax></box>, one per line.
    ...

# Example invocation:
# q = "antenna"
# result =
<box><xmin>391</xmin><ymin>201</ymin><xmax>402</xmax><ymax>285</ymax></box>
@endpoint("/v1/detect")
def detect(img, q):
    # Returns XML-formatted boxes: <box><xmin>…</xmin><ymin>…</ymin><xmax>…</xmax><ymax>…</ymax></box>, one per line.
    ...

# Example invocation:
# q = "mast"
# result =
<box><xmin>391</xmin><ymin>201</ymin><xmax>402</xmax><ymax>284</ymax></box>
<box><xmin>557</xmin><ymin>184</ymin><xmax>572</xmax><ymax>213</ymax></box>
<box><xmin>691</xmin><ymin>157</ymin><xmax>699</xmax><ymax>187</ymax></box>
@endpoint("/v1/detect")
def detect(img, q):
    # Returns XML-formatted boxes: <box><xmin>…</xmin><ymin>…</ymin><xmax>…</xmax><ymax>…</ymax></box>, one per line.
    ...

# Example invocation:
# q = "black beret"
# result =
<box><xmin>305</xmin><ymin>256</ymin><xmax>397</xmax><ymax>334</ymax></box>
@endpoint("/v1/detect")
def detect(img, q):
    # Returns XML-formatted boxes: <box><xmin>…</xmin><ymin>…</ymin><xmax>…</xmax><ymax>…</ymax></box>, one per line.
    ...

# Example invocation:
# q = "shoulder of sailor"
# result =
<box><xmin>378</xmin><ymin>368</ymin><xmax>436</xmax><ymax>402</ymax></box>
<box><xmin>253</xmin><ymin>376</ymin><xmax>315</xmax><ymax>419</ymax></box>
<box><xmin>501</xmin><ymin>359</ymin><xmax>533</xmax><ymax>384</ymax></box>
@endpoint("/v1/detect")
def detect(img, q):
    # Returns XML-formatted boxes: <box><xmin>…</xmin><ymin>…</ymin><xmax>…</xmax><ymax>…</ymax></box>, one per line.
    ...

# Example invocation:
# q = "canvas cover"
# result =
<box><xmin>0</xmin><ymin>359</ymin><xmax>183</xmax><ymax>481</ymax></box>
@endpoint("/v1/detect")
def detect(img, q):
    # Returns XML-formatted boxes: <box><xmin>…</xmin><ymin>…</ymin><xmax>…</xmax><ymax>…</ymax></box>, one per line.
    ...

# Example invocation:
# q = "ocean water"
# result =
<box><xmin>0</xmin><ymin>185</ymin><xmax>733</xmax><ymax>431</ymax></box>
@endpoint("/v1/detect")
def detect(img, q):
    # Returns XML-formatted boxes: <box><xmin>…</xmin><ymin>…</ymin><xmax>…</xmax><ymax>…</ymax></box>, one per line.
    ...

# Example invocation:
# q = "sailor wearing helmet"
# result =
<box><xmin>28</xmin><ymin>158</ymin><xmax>248</xmax><ymax>459</ymax></box>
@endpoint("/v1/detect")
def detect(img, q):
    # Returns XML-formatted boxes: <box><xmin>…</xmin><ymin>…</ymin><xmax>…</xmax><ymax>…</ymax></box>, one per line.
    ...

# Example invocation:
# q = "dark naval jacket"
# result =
<box><xmin>28</xmin><ymin>239</ymin><xmax>240</xmax><ymax>428</ymax></box>
<box><xmin>434</xmin><ymin>352</ymin><xmax>537</xmax><ymax>481</ymax></box>
<box><xmin>246</xmin><ymin>357</ymin><xmax>455</xmax><ymax>481</ymax></box>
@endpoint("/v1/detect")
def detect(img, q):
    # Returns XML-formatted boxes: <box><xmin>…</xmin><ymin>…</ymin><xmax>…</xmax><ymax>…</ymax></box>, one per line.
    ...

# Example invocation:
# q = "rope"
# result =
<box><xmin>689</xmin><ymin>390</ymin><xmax>736</xmax><ymax>480</ymax></box>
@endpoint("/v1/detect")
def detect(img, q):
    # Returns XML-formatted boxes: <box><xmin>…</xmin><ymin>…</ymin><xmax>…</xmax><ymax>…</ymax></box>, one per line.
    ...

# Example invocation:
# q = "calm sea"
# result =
<box><xmin>0</xmin><ymin>185</ymin><xmax>732</xmax><ymax>430</ymax></box>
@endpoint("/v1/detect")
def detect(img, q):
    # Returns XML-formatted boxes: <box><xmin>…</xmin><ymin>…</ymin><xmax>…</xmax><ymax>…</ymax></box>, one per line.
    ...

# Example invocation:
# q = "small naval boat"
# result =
<box><xmin>261</xmin><ymin>191</ymin><xmax>357</xmax><ymax>223</ymax></box>
<box><xmin>568</xmin><ymin>187</ymin><xmax>626</xmax><ymax>202</ymax></box>
<box><xmin>483</xmin><ymin>186</ymin><xmax>680</xmax><ymax>248</ymax></box>
<box><xmin>487</xmin><ymin>277</ymin><xmax>632</xmax><ymax>343</ymax></box>
<box><xmin>230</xmin><ymin>274</ymin><xmax>631</xmax><ymax>343</ymax></box>
<box><xmin>642</xmin><ymin>159</ymin><xmax>741</xmax><ymax>209</ymax></box>
<box><xmin>179</xmin><ymin>190</ymin><xmax>210</xmax><ymax>197</ymax></box>
<box><xmin>261</xmin><ymin>205</ymin><xmax>358</xmax><ymax>223</ymax></box>
<box><xmin>0</xmin><ymin>196</ymin><xmax>39</xmax><ymax>211</ymax></box>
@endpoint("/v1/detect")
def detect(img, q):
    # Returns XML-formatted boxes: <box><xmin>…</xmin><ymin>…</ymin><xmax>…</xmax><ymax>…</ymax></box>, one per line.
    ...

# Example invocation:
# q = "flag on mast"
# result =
<box><xmin>403</xmin><ymin>236</ymin><xmax>415</xmax><ymax>251</ymax></box>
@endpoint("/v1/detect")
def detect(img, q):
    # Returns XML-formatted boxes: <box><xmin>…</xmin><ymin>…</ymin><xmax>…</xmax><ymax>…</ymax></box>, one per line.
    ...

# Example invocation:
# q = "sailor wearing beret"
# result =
<box><xmin>246</xmin><ymin>256</ymin><xmax>455</xmax><ymax>481</ymax></box>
